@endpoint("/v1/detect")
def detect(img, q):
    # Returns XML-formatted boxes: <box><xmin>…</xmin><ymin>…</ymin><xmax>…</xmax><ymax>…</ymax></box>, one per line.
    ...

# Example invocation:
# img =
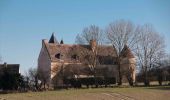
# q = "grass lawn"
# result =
<box><xmin>0</xmin><ymin>86</ymin><xmax>170</xmax><ymax>100</ymax></box>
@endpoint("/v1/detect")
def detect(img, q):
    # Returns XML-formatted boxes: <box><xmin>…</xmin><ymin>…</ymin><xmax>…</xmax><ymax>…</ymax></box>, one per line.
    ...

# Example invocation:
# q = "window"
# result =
<box><xmin>71</xmin><ymin>54</ymin><xmax>78</xmax><ymax>60</ymax></box>
<box><xmin>55</xmin><ymin>53</ymin><xmax>61</xmax><ymax>59</ymax></box>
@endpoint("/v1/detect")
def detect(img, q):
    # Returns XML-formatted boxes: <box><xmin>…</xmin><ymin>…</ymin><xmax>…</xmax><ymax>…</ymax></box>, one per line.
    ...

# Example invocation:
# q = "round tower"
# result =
<box><xmin>120</xmin><ymin>45</ymin><xmax>136</xmax><ymax>85</ymax></box>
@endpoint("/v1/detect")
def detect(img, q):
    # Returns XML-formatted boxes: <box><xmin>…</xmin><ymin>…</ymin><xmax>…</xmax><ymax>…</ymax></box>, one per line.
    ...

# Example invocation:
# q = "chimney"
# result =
<box><xmin>42</xmin><ymin>39</ymin><xmax>48</xmax><ymax>43</ymax></box>
<box><xmin>90</xmin><ymin>39</ymin><xmax>97</xmax><ymax>51</ymax></box>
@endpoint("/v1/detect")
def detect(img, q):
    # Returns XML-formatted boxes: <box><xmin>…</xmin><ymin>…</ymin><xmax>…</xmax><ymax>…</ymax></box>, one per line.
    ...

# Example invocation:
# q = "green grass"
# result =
<box><xmin>0</xmin><ymin>86</ymin><xmax>170</xmax><ymax>100</ymax></box>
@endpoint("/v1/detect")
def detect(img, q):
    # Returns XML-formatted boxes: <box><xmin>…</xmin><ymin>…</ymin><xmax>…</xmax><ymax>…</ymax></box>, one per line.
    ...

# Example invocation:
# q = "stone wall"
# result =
<box><xmin>38</xmin><ymin>40</ymin><xmax>51</xmax><ymax>86</ymax></box>
<box><xmin>120</xmin><ymin>58</ymin><xmax>136</xmax><ymax>83</ymax></box>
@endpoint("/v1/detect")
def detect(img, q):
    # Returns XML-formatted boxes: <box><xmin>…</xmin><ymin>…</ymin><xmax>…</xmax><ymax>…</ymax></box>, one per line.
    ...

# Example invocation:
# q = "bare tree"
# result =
<box><xmin>75</xmin><ymin>25</ymin><xmax>104</xmax><ymax>45</ymax></box>
<box><xmin>106</xmin><ymin>20</ymin><xmax>139</xmax><ymax>85</ymax></box>
<box><xmin>78</xmin><ymin>44</ymin><xmax>98</xmax><ymax>75</ymax></box>
<box><xmin>75</xmin><ymin>25</ymin><xmax>103</xmax><ymax>72</ymax></box>
<box><xmin>75</xmin><ymin>25</ymin><xmax>105</xmax><ymax>87</ymax></box>
<box><xmin>38</xmin><ymin>69</ymin><xmax>49</xmax><ymax>89</ymax></box>
<box><xmin>135</xmin><ymin>24</ymin><xmax>165</xmax><ymax>86</ymax></box>
<box><xmin>163</xmin><ymin>54</ymin><xmax>170</xmax><ymax>67</ymax></box>
<box><xmin>27</xmin><ymin>68</ymin><xmax>40</xmax><ymax>90</ymax></box>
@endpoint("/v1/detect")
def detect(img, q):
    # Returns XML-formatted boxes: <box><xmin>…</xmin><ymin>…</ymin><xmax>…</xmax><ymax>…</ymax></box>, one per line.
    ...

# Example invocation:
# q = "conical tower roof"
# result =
<box><xmin>120</xmin><ymin>44</ymin><xmax>135</xmax><ymax>58</ymax></box>
<box><xmin>60</xmin><ymin>39</ymin><xmax>64</xmax><ymax>44</ymax></box>
<box><xmin>49</xmin><ymin>33</ymin><xmax>59</xmax><ymax>44</ymax></box>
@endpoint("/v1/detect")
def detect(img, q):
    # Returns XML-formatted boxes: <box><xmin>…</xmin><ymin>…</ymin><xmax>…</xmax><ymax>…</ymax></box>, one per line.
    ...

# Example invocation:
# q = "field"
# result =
<box><xmin>0</xmin><ymin>86</ymin><xmax>170</xmax><ymax>100</ymax></box>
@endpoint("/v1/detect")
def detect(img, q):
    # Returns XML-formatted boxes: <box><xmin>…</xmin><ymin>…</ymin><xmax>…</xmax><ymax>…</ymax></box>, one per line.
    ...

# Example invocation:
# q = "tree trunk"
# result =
<box><xmin>94</xmin><ymin>70</ymin><xmax>98</xmax><ymax>88</ymax></box>
<box><xmin>43</xmin><ymin>82</ymin><xmax>46</xmax><ymax>89</ymax></box>
<box><xmin>144</xmin><ymin>71</ymin><xmax>150</xmax><ymax>86</ymax></box>
<box><xmin>118</xmin><ymin>64</ymin><xmax>122</xmax><ymax>85</ymax></box>
<box><xmin>126</xmin><ymin>73</ymin><xmax>134</xmax><ymax>86</ymax></box>
<box><xmin>158</xmin><ymin>74</ymin><xmax>163</xmax><ymax>86</ymax></box>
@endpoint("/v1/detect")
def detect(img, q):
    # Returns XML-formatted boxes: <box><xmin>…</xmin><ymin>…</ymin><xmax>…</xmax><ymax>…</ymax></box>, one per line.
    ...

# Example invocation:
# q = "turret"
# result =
<box><xmin>49</xmin><ymin>32</ymin><xmax>59</xmax><ymax>44</ymax></box>
<box><xmin>120</xmin><ymin>44</ymin><xmax>136</xmax><ymax>84</ymax></box>
<box><xmin>60</xmin><ymin>39</ymin><xmax>64</xmax><ymax>44</ymax></box>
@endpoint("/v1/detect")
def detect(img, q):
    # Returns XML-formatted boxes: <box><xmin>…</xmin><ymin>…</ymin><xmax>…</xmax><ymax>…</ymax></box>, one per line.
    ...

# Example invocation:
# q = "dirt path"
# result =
<box><xmin>101</xmin><ymin>92</ymin><xmax>136</xmax><ymax>100</ymax></box>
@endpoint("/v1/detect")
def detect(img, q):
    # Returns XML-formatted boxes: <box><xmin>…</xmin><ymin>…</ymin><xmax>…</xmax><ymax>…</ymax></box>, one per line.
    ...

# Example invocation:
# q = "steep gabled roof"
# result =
<box><xmin>49</xmin><ymin>33</ymin><xmax>59</xmax><ymax>44</ymax></box>
<box><xmin>43</xmin><ymin>33</ymin><xmax>118</xmax><ymax>63</ymax></box>
<box><xmin>120</xmin><ymin>44</ymin><xmax>135</xmax><ymax>58</ymax></box>
<box><xmin>44</xmin><ymin>43</ymin><xmax>117</xmax><ymax>63</ymax></box>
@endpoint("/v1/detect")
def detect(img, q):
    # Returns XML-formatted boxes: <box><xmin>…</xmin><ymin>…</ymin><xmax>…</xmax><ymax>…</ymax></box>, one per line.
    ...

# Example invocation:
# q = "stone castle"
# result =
<box><xmin>38</xmin><ymin>33</ymin><xmax>136</xmax><ymax>88</ymax></box>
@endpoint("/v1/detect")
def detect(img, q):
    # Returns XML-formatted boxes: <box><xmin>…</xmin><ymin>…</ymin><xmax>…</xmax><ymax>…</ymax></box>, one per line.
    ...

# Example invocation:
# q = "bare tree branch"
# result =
<box><xmin>75</xmin><ymin>25</ymin><xmax>104</xmax><ymax>45</ymax></box>
<box><xmin>106</xmin><ymin>20</ymin><xmax>139</xmax><ymax>85</ymax></box>
<box><xmin>135</xmin><ymin>24</ymin><xmax>165</xmax><ymax>86</ymax></box>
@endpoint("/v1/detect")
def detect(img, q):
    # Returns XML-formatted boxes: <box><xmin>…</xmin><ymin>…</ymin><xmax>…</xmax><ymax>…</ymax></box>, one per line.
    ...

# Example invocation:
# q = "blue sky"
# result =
<box><xmin>0</xmin><ymin>0</ymin><xmax>170</xmax><ymax>74</ymax></box>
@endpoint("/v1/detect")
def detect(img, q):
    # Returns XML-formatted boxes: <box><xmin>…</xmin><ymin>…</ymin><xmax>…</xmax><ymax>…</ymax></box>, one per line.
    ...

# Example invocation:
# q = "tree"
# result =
<box><xmin>27</xmin><ymin>68</ymin><xmax>40</xmax><ymax>90</ymax></box>
<box><xmin>0</xmin><ymin>68</ymin><xmax>23</xmax><ymax>90</ymax></box>
<box><xmin>75</xmin><ymin>25</ymin><xmax>104</xmax><ymax>45</ymax></box>
<box><xmin>38</xmin><ymin>69</ymin><xmax>49</xmax><ymax>89</ymax></box>
<box><xmin>106</xmin><ymin>20</ymin><xmax>139</xmax><ymax>85</ymax></box>
<box><xmin>135</xmin><ymin>24</ymin><xmax>165</xmax><ymax>86</ymax></box>
<box><xmin>75</xmin><ymin>25</ymin><xmax>104</xmax><ymax>87</ymax></box>
<box><xmin>155</xmin><ymin>54</ymin><xmax>170</xmax><ymax>85</ymax></box>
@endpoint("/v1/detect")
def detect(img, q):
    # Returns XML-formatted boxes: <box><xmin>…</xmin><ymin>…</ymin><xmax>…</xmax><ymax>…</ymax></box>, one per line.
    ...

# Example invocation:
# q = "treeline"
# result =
<box><xmin>0</xmin><ymin>68</ymin><xmax>26</xmax><ymax>92</ymax></box>
<box><xmin>136</xmin><ymin>65</ymin><xmax>170</xmax><ymax>86</ymax></box>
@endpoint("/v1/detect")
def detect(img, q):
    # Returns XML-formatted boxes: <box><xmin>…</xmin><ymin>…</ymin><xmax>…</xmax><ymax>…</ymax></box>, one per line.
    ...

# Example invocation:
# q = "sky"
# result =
<box><xmin>0</xmin><ymin>0</ymin><xmax>170</xmax><ymax>74</ymax></box>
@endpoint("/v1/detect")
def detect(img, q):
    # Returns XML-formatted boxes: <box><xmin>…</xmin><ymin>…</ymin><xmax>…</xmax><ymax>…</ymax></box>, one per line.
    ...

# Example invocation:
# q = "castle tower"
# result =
<box><xmin>120</xmin><ymin>44</ymin><xmax>136</xmax><ymax>84</ymax></box>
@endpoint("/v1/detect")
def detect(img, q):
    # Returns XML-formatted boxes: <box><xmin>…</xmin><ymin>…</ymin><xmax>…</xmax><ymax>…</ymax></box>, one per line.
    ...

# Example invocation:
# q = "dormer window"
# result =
<box><xmin>55</xmin><ymin>53</ymin><xmax>61</xmax><ymax>59</ymax></box>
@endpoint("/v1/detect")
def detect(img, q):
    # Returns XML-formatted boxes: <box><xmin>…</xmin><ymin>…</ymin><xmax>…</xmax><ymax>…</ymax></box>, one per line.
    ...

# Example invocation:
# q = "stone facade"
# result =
<box><xmin>38</xmin><ymin>34</ymin><xmax>136</xmax><ymax>87</ymax></box>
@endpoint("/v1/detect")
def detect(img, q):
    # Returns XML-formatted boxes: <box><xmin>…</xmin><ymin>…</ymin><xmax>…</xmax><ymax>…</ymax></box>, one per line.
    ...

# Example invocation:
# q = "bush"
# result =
<box><xmin>63</xmin><ymin>77</ymin><xmax>116</xmax><ymax>88</ymax></box>
<box><xmin>0</xmin><ymin>71</ymin><xmax>23</xmax><ymax>90</ymax></box>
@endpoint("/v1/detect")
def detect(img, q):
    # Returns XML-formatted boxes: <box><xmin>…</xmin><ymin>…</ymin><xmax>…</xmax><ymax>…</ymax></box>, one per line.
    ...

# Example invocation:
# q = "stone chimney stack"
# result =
<box><xmin>90</xmin><ymin>39</ymin><xmax>97</xmax><ymax>51</ymax></box>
